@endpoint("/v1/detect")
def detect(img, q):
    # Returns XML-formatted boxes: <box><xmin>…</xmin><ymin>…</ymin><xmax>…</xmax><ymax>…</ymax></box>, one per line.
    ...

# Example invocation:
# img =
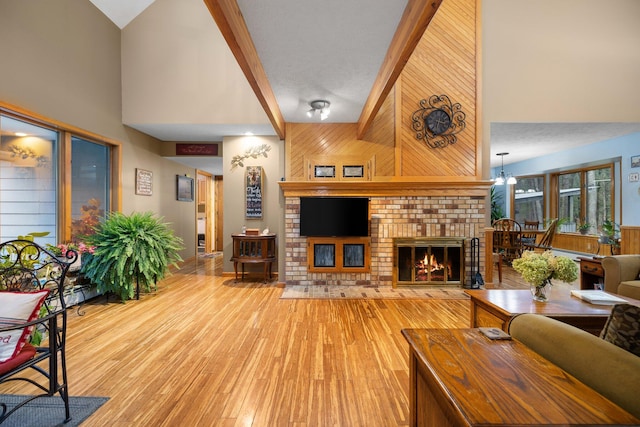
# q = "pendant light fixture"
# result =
<box><xmin>494</xmin><ymin>152</ymin><xmax>517</xmax><ymax>185</ymax></box>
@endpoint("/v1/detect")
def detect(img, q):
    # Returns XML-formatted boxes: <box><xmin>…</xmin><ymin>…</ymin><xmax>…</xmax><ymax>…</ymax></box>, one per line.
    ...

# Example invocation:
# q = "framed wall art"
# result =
<box><xmin>176</xmin><ymin>175</ymin><xmax>194</xmax><ymax>202</ymax></box>
<box><xmin>631</xmin><ymin>155</ymin><xmax>640</xmax><ymax>168</ymax></box>
<box><xmin>135</xmin><ymin>168</ymin><xmax>153</xmax><ymax>196</ymax></box>
<box><xmin>314</xmin><ymin>165</ymin><xmax>336</xmax><ymax>178</ymax></box>
<box><xmin>342</xmin><ymin>165</ymin><xmax>364</xmax><ymax>178</ymax></box>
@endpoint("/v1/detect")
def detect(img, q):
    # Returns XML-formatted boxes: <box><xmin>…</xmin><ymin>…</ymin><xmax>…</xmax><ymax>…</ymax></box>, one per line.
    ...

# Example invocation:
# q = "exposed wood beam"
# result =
<box><xmin>203</xmin><ymin>0</ymin><xmax>286</xmax><ymax>140</ymax></box>
<box><xmin>357</xmin><ymin>0</ymin><xmax>443</xmax><ymax>139</ymax></box>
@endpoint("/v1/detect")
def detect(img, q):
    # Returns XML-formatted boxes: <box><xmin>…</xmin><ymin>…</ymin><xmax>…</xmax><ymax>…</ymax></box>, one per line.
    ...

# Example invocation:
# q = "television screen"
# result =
<box><xmin>299</xmin><ymin>197</ymin><xmax>369</xmax><ymax>237</ymax></box>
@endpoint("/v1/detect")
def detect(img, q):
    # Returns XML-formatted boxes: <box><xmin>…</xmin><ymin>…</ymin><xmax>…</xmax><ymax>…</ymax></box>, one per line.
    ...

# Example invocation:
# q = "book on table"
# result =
<box><xmin>570</xmin><ymin>290</ymin><xmax>628</xmax><ymax>305</ymax></box>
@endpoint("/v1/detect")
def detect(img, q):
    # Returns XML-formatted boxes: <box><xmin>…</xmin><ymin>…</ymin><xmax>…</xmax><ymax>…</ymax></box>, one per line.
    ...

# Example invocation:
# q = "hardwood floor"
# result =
<box><xmin>2</xmin><ymin>259</ymin><xmax>528</xmax><ymax>426</ymax></box>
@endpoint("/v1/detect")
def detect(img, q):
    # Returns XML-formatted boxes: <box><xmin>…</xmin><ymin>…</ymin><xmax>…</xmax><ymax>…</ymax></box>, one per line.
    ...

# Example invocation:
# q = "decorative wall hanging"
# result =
<box><xmin>231</xmin><ymin>144</ymin><xmax>271</xmax><ymax>169</ymax></box>
<box><xmin>411</xmin><ymin>95</ymin><xmax>466</xmax><ymax>149</ymax></box>
<box><xmin>135</xmin><ymin>168</ymin><xmax>153</xmax><ymax>196</ymax></box>
<box><xmin>245</xmin><ymin>166</ymin><xmax>263</xmax><ymax>219</ymax></box>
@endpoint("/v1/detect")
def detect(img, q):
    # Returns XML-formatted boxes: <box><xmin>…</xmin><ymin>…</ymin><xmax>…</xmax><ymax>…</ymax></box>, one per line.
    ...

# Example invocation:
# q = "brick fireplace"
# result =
<box><xmin>281</xmin><ymin>182</ymin><xmax>489</xmax><ymax>287</ymax></box>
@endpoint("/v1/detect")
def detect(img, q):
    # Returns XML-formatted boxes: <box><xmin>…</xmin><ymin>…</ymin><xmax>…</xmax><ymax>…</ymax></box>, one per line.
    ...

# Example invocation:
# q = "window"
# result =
<box><xmin>555</xmin><ymin>165</ymin><xmax>613</xmax><ymax>233</ymax></box>
<box><xmin>0</xmin><ymin>106</ymin><xmax>120</xmax><ymax>244</ymax></box>
<box><xmin>0</xmin><ymin>116</ymin><xmax>58</xmax><ymax>245</ymax></box>
<box><xmin>513</xmin><ymin>175</ymin><xmax>545</xmax><ymax>225</ymax></box>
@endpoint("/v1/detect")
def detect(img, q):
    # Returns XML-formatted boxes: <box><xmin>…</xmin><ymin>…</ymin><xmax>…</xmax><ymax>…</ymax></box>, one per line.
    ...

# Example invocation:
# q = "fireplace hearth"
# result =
<box><xmin>394</xmin><ymin>237</ymin><xmax>465</xmax><ymax>287</ymax></box>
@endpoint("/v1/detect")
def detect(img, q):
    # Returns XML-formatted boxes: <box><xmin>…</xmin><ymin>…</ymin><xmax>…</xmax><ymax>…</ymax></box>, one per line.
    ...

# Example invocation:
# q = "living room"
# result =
<box><xmin>1</xmin><ymin>0</ymin><xmax>639</xmax><ymax>425</ymax></box>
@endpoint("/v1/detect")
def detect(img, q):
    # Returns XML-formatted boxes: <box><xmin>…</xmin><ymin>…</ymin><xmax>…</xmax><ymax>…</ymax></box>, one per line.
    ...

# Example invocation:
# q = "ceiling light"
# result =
<box><xmin>15</xmin><ymin>132</ymin><xmax>27</xmax><ymax>137</ymax></box>
<box><xmin>494</xmin><ymin>152</ymin><xmax>517</xmax><ymax>185</ymax></box>
<box><xmin>307</xmin><ymin>100</ymin><xmax>331</xmax><ymax>121</ymax></box>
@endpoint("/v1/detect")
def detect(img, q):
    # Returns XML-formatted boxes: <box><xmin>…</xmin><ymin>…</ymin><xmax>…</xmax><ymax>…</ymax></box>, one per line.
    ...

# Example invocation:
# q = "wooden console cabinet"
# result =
<box><xmin>307</xmin><ymin>237</ymin><xmax>370</xmax><ymax>273</ymax></box>
<box><xmin>230</xmin><ymin>233</ymin><xmax>276</xmax><ymax>282</ymax></box>
<box><xmin>578</xmin><ymin>256</ymin><xmax>605</xmax><ymax>290</ymax></box>
<box><xmin>402</xmin><ymin>328</ymin><xmax>638</xmax><ymax>426</ymax></box>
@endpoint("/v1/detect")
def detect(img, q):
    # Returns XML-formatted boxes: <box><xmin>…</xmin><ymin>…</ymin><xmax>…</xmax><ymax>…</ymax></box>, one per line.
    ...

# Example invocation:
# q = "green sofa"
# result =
<box><xmin>509</xmin><ymin>313</ymin><xmax>640</xmax><ymax>419</ymax></box>
<box><xmin>602</xmin><ymin>255</ymin><xmax>640</xmax><ymax>299</ymax></box>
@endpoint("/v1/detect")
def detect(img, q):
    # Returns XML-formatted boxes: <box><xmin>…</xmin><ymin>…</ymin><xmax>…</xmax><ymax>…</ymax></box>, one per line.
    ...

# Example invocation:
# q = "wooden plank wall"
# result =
<box><xmin>285</xmin><ymin>0</ymin><xmax>478</xmax><ymax>181</ymax></box>
<box><xmin>621</xmin><ymin>226</ymin><xmax>640</xmax><ymax>255</ymax></box>
<box><xmin>397</xmin><ymin>0</ymin><xmax>478</xmax><ymax>178</ymax></box>
<box><xmin>285</xmin><ymin>123</ymin><xmax>395</xmax><ymax>180</ymax></box>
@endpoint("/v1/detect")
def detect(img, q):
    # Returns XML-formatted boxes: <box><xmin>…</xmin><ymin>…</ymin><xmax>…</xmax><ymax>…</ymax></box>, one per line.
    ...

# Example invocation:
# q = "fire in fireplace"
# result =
<box><xmin>394</xmin><ymin>237</ymin><xmax>465</xmax><ymax>286</ymax></box>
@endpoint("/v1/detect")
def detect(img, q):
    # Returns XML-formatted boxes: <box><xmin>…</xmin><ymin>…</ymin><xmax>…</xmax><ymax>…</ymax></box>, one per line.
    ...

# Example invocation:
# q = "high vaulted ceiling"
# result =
<box><xmin>90</xmin><ymin>0</ymin><xmax>640</xmax><ymax>169</ymax></box>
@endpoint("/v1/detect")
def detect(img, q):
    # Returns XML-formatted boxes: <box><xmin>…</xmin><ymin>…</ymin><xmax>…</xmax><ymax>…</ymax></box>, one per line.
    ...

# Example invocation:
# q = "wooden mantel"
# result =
<box><xmin>279</xmin><ymin>180</ymin><xmax>494</xmax><ymax>197</ymax></box>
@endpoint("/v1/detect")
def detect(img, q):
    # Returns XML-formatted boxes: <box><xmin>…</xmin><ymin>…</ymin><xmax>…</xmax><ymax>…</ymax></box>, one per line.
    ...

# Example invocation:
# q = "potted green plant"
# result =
<box><xmin>81</xmin><ymin>212</ymin><xmax>184</xmax><ymax>301</ymax></box>
<box><xmin>599</xmin><ymin>219</ymin><xmax>620</xmax><ymax>253</ymax></box>
<box><xmin>490</xmin><ymin>187</ymin><xmax>505</xmax><ymax>222</ymax></box>
<box><xmin>576</xmin><ymin>220</ymin><xmax>591</xmax><ymax>235</ymax></box>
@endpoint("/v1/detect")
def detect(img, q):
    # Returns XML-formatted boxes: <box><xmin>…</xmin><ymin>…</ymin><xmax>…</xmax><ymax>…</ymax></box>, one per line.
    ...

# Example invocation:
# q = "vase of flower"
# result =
<box><xmin>512</xmin><ymin>251</ymin><xmax>578</xmax><ymax>303</ymax></box>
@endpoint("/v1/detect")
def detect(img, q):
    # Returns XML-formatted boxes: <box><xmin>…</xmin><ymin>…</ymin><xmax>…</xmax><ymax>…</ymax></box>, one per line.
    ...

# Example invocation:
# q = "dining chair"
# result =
<box><xmin>521</xmin><ymin>220</ymin><xmax>539</xmax><ymax>248</ymax></box>
<box><xmin>492</xmin><ymin>218</ymin><xmax>523</xmax><ymax>264</ymax></box>
<box><xmin>523</xmin><ymin>218</ymin><xmax>559</xmax><ymax>252</ymax></box>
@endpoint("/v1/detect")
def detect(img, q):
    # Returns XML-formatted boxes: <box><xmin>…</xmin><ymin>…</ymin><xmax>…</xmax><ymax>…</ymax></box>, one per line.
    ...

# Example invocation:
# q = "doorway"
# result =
<box><xmin>196</xmin><ymin>171</ymin><xmax>213</xmax><ymax>253</ymax></box>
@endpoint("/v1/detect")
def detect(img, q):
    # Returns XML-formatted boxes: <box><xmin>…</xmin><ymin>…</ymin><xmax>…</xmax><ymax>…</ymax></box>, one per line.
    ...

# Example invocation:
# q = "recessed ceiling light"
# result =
<box><xmin>15</xmin><ymin>132</ymin><xmax>27</xmax><ymax>137</ymax></box>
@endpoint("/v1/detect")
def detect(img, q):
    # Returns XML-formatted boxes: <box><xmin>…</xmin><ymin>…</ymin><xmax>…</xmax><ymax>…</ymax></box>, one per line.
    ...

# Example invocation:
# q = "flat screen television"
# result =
<box><xmin>299</xmin><ymin>197</ymin><xmax>369</xmax><ymax>237</ymax></box>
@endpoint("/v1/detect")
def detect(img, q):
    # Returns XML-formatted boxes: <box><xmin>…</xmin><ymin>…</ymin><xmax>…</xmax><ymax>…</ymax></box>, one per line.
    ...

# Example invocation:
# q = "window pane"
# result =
<box><xmin>0</xmin><ymin>115</ymin><xmax>58</xmax><ymax>245</ymax></box>
<box><xmin>514</xmin><ymin>176</ymin><xmax>544</xmax><ymax>225</ymax></box>
<box><xmin>558</xmin><ymin>172</ymin><xmax>581</xmax><ymax>232</ymax></box>
<box><xmin>585</xmin><ymin>167</ymin><xmax>612</xmax><ymax>232</ymax></box>
<box><xmin>70</xmin><ymin>137</ymin><xmax>109</xmax><ymax>240</ymax></box>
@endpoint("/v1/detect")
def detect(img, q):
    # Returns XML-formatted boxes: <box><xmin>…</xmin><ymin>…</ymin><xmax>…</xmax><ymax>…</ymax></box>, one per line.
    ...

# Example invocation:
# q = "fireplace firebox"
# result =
<box><xmin>393</xmin><ymin>237</ymin><xmax>465</xmax><ymax>287</ymax></box>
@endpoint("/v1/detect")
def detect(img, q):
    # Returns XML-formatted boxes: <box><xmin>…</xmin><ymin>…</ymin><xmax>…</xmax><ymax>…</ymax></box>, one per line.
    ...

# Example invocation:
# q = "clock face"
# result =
<box><xmin>425</xmin><ymin>109</ymin><xmax>451</xmax><ymax>135</ymax></box>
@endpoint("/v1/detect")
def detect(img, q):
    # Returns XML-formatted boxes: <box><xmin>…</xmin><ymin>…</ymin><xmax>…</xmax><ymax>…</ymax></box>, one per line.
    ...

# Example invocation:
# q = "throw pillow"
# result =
<box><xmin>599</xmin><ymin>303</ymin><xmax>640</xmax><ymax>357</ymax></box>
<box><xmin>0</xmin><ymin>290</ymin><xmax>49</xmax><ymax>362</ymax></box>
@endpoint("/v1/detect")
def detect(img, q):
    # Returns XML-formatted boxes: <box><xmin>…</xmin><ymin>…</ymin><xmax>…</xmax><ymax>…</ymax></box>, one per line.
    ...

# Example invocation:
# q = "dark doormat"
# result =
<box><xmin>0</xmin><ymin>394</ymin><xmax>108</xmax><ymax>427</ymax></box>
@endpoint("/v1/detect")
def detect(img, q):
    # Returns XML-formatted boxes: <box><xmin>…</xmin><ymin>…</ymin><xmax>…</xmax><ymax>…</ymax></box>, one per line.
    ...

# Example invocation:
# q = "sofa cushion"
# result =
<box><xmin>0</xmin><ymin>290</ymin><xmax>49</xmax><ymax>362</ymax></box>
<box><xmin>600</xmin><ymin>303</ymin><xmax>640</xmax><ymax>357</ymax></box>
<box><xmin>617</xmin><ymin>280</ymin><xmax>640</xmax><ymax>300</ymax></box>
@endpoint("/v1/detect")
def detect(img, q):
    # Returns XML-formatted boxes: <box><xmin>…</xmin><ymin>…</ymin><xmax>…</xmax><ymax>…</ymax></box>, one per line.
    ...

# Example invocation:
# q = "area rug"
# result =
<box><xmin>280</xmin><ymin>285</ymin><xmax>471</xmax><ymax>300</ymax></box>
<box><xmin>0</xmin><ymin>395</ymin><xmax>108</xmax><ymax>427</ymax></box>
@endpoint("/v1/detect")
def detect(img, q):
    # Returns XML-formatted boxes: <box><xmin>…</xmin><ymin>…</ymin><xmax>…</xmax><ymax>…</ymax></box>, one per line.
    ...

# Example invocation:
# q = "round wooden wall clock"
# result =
<box><xmin>411</xmin><ymin>95</ymin><xmax>466</xmax><ymax>149</ymax></box>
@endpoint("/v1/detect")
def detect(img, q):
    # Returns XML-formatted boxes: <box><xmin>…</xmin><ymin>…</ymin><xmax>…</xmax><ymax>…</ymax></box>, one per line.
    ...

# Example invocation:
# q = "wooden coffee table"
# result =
<box><xmin>402</xmin><ymin>328</ymin><xmax>639</xmax><ymax>426</ymax></box>
<box><xmin>465</xmin><ymin>287</ymin><xmax>640</xmax><ymax>335</ymax></box>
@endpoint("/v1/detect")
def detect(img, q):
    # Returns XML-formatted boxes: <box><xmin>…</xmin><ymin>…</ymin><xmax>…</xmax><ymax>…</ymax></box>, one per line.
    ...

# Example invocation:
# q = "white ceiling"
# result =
<box><xmin>90</xmin><ymin>0</ymin><xmax>639</xmax><ymax>170</ymax></box>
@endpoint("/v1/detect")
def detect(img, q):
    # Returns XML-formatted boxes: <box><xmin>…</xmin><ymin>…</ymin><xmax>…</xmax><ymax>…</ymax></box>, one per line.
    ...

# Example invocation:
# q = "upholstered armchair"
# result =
<box><xmin>602</xmin><ymin>255</ymin><xmax>640</xmax><ymax>299</ymax></box>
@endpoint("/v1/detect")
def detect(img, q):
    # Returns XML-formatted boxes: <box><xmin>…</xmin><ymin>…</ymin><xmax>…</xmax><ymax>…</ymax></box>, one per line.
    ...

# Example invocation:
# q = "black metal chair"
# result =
<box><xmin>0</xmin><ymin>240</ymin><xmax>77</xmax><ymax>424</ymax></box>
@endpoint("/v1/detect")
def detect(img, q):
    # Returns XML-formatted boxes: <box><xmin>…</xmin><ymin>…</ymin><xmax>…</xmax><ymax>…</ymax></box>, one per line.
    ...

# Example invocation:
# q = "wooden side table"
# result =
<box><xmin>578</xmin><ymin>256</ymin><xmax>604</xmax><ymax>290</ymax></box>
<box><xmin>230</xmin><ymin>233</ymin><xmax>276</xmax><ymax>282</ymax></box>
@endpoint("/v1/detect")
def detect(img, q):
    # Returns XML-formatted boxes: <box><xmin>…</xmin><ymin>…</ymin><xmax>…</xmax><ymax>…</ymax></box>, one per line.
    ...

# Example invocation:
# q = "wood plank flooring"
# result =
<box><xmin>2</xmin><ymin>259</ymin><xmax>528</xmax><ymax>426</ymax></box>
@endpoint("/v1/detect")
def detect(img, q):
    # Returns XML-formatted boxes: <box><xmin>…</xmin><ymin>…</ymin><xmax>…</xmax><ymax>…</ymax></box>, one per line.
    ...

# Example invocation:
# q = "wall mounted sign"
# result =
<box><xmin>175</xmin><ymin>143</ymin><xmax>218</xmax><ymax>156</ymax></box>
<box><xmin>135</xmin><ymin>168</ymin><xmax>153</xmax><ymax>196</ymax></box>
<box><xmin>411</xmin><ymin>95</ymin><xmax>466</xmax><ymax>149</ymax></box>
<box><xmin>245</xmin><ymin>166</ymin><xmax>263</xmax><ymax>218</ymax></box>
